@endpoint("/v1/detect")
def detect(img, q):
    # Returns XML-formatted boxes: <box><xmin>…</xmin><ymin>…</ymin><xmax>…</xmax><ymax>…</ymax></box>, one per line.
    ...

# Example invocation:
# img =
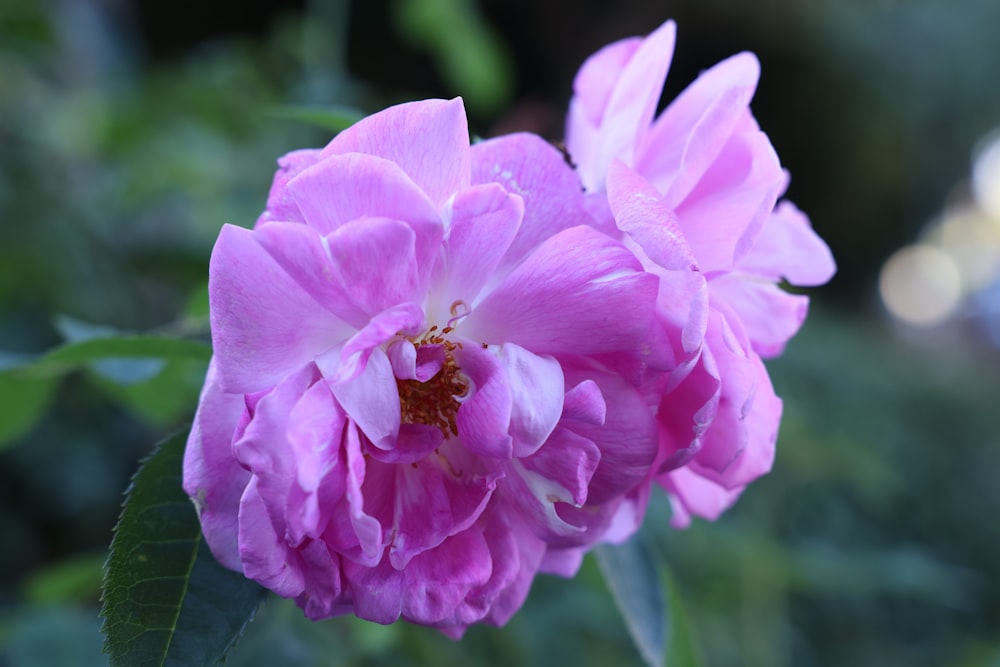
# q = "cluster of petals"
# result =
<box><xmin>183</xmin><ymin>97</ymin><xmax>665</xmax><ymax>635</ymax></box>
<box><xmin>565</xmin><ymin>20</ymin><xmax>835</xmax><ymax>527</ymax></box>
<box><xmin>183</xmin><ymin>18</ymin><xmax>835</xmax><ymax>635</ymax></box>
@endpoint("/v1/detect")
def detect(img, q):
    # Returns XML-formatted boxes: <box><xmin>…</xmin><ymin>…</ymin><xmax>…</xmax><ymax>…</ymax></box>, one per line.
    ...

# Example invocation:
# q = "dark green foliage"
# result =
<box><xmin>100</xmin><ymin>431</ymin><xmax>266</xmax><ymax>667</ymax></box>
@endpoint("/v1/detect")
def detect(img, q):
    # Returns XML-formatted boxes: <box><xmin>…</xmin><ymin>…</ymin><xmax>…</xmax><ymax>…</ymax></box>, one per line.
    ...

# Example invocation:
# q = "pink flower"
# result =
<box><xmin>566</xmin><ymin>21</ymin><xmax>835</xmax><ymax>527</ymax></box>
<box><xmin>183</xmin><ymin>98</ymin><xmax>662</xmax><ymax>634</ymax></box>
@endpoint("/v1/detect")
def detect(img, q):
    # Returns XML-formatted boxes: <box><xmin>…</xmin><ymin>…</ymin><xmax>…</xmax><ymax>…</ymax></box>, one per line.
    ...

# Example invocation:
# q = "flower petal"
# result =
<box><xmin>738</xmin><ymin>200</ymin><xmax>836</xmax><ymax>287</ymax></box>
<box><xmin>471</xmin><ymin>132</ymin><xmax>594</xmax><ymax>271</ymax></box>
<box><xmin>498</xmin><ymin>343</ymin><xmax>564</xmax><ymax>458</ymax></box>
<box><xmin>464</xmin><ymin>226</ymin><xmax>659</xmax><ymax>356</ymax></box>
<box><xmin>320</xmin><ymin>98</ymin><xmax>472</xmax><ymax>208</ymax></box>
<box><xmin>674</xmin><ymin>128</ymin><xmax>785</xmax><ymax>272</ymax></box>
<box><xmin>606</xmin><ymin>160</ymin><xmax>697</xmax><ymax>271</ymax></box>
<box><xmin>567</xmin><ymin>21</ymin><xmax>677</xmax><ymax>190</ymax></box>
<box><xmin>401</xmin><ymin>527</ymin><xmax>493</xmax><ymax>625</ymax></box>
<box><xmin>711</xmin><ymin>273</ymin><xmax>809</xmax><ymax>358</ymax></box>
<box><xmin>437</xmin><ymin>182</ymin><xmax>523</xmax><ymax>312</ymax></box>
<box><xmin>209</xmin><ymin>223</ymin><xmax>349</xmax><ymax>394</ymax></box>
<box><xmin>182</xmin><ymin>360</ymin><xmax>249</xmax><ymax>571</ymax></box>
<box><xmin>637</xmin><ymin>52</ymin><xmax>761</xmax><ymax>205</ymax></box>
<box><xmin>327</xmin><ymin>346</ymin><xmax>400</xmax><ymax>450</ymax></box>
<box><xmin>257</xmin><ymin>148</ymin><xmax>322</xmax><ymax>226</ymax></box>
<box><xmin>454</xmin><ymin>342</ymin><xmax>514</xmax><ymax>459</ymax></box>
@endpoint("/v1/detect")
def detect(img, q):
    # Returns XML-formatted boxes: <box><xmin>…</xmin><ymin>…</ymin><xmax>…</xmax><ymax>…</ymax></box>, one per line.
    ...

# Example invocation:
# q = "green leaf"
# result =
<box><xmin>663</xmin><ymin>568</ymin><xmax>704</xmax><ymax>667</ymax></box>
<box><xmin>2</xmin><ymin>335</ymin><xmax>211</xmax><ymax>379</ymax></box>
<box><xmin>101</xmin><ymin>430</ymin><xmax>266</xmax><ymax>667</ymax></box>
<box><xmin>0</xmin><ymin>371</ymin><xmax>57</xmax><ymax>448</ymax></box>
<box><xmin>21</xmin><ymin>552</ymin><xmax>106</xmax><ymax>604</ymax></box>
<box><xmin>596</xmin><ymin>538</ymin><xmax>705</xmax><ymax>667</ymax></box>
<box><xmin>595</xmin><ymin>538</ymin><xmax>666</xmax><ymax>667</ymax></box>
<box><xmin>269</xmin><ymin>105</ymin><xmax>366</xmax><ymax>134</ymax></box>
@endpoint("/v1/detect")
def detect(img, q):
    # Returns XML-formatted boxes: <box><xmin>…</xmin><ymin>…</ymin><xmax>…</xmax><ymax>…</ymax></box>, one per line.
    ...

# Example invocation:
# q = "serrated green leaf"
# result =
<box><xmin>269</xmin><ymin>105</ymin><xmax>366</xmax><ymax>133</ymax></box>
<box><xmin>596</xmin><ymin>539</ymin><xmax>666</xmax><ymax>667</ymax></box>
<box><xmin>101</xmin><ymin>430</ymin><xmax>266</xmax><ymax>667</ymax></box>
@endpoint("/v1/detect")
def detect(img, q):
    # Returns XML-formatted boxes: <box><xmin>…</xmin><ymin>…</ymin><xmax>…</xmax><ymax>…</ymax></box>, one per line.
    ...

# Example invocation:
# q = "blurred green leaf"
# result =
<box><xmin>2</xmin><ymin>335</ymin><xmax>211</xmax><ymax>379</ymax></box>
<box><xmin>0</xmin><ymin>371</ymin><xmax>57</xmax><ymax>448</ymax></box>
<box><xmin>91</xmin><ymin>357</ymin><xmax>208</xmax><ymax>427</ymax></box>
<box><xmin>595</xmin><ymin>538</ymin><xmax>667</xmax><ymax>667</ymax></box>
<box><xmin>101</xmin><ymin>430</ymin><xmax>266</xmax><ymax>667</ymax></box>
<box><xmin>596</xmin><ymin>537</ymin><xmax>705</xmax><ymax>667</ymax></box>
<box><xmin>269</xmin><ymin>104</ymin><xmax>365</xmax><ymax>134</ymax></box>
<box><xmin>393</xmin><ymin>0</ymin><xmax>513</xmax><ymax>115</ymax></box>
<box><xmin>22</xmin><ymin>552</ymin><xmax>106</xmax><ymax>604</ymax></box>
<box><xmin>662</xmin><ymin>568</ymin><xmax>703</xmax><ymax>667</ymax></box>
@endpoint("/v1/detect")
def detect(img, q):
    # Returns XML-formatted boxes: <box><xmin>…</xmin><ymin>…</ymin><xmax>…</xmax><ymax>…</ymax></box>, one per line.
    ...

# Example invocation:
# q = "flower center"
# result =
<box><xmin>397</xmin><ymin>326</ymin><xmax>469</xmax><ymax>437</ymax></box>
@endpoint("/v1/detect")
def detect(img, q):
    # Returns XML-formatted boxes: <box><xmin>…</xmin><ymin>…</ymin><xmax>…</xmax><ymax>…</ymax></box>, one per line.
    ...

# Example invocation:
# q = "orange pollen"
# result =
<box><xmin>396</xmin><ymin>332</ymin><xmax>468</xmax><ymax>437</ymax></box>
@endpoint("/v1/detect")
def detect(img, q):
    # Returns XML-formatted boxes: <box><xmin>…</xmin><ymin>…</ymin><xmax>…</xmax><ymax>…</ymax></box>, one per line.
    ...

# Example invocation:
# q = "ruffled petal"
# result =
<box><xmin>256</xmin><ymin>148</ymin><xmax>322</xmax><ymax>226</ymax></box>
<box><xmin>462</xmin><ymin>225</ymin><xmax>658</xmax><ymax>356</ymax></box>
<box><xmin>327</xmin><ymin>347</ymin><xmax>400</xmax><ymax>450</ymax></box>
<box><xmin>562</xmin><ymin>368</ymin><xmax>658</xmax><ymax>505</ymax></box>
<box><xmin>637</xmin><ymin>52</ymin><xmax>761</xmax><ymax>205</ymax></box>
<box><xmin>209</xmin><ymin>223</ymin><xmax>350</xmax><ymax>394</ymax></box>
<box><xmin>674</xmin><ymin>129</ymin><xmax>786</xmax><ymax>272</ymax></box>
<box><xmin>320</xmin><ymin>98</ymin><xmax>472</xmax><ymax>208</ymax></box>
<box><xmin>711</xmin><ymin>273</ymin><xmax>809</xmax><ymax>358</ymax></box>
<box><xmin>437</xmin><ymin>182</ymin><xmax>523</xmax><ymax>312</ymax></box>
<box><xmin>499</xmin><ymin>343</ymin><xmax>564</xmax><ymax>458</ymax></box>
<box><xmin>454</xmin><ymin>342</ymin><xmax>513</xmax><ymax>459</ymax></box>
<box><xmin>567</xmin><ymin>21</ymin><xmax>677</xmax><ymax>190</ymax></box>
<box><xmin>607</xmin><ymin>160</ymin><xmax>697</xmax><ymax>271</ymax></box>
<box><xmin>471</xmin><ymin>133</ymin><xmax>594</xmax><ymax>273</ymax></box>
<box><xmin>182</xmin><ymin>359</ymin><xmax>250</xmax><ymax>570</ymax></box>
<box><xmin>738</xmin><ymin>200</ymin><xmax>836</xmax><ymax>287</ymax></box>
<box><xmin>400</xmin><ymin>527</ymin><xmax>493</xmax><ymax>625</ymax></box>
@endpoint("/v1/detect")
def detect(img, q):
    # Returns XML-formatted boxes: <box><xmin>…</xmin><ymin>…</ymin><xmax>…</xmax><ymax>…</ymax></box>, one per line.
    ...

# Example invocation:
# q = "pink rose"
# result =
<box><xmin>566</xmin><ymin>20</ymin><xmax>836</xmax><ymax>526</ymax></box>
<box><xmin>184</xmin><ymin>98</ymin><xmax>662</xmax><ymax>634</ymax></box>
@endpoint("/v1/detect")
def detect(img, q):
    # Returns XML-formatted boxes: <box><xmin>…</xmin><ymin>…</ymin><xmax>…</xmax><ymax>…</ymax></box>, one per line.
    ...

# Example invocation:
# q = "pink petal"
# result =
<box><xmin>327</xmin><ymin>347</ymin><xmax>400</xmax><ymax>450</ymax></box>
<box><xmin>562</xmin><ymin>368</ymin><xmax>658</xmax><ymax>505</ymax></box>
<box><xmin>400</xmin><ymin>527</ymin><xmax>493</xmax><ymax>625</ymax></box>
<box><xmin>256</xmin><ymin>148</ymin><xmax>322</xmax><ymax>227</ymax></box>
<box><xmin>438</xmin><ymin>182</ymin><xmax>523</xmax><ymax>311</ymax></box>
<box><xmin>711</xmin><ymin>273</ymin><xmax>809</xmax><ymax>358</ymax></box>
<box><xmin>738</xmin><ymin>200</ymin><xmax>836</xmax><ymax>287</ymax></box>
<box><xmin>323</xmin><ymin>422</ymin><xmax>384</xmax><ymax>566</ymax></box>
<box><xmin>606</xmin><ymin>160</ymin><xmax>697</xmax><ymax>271</ymax></box>
<box><xmin>386</xmin><ymin>338</ymin><xmax>444</xmax><ymax>382</ymax></box>
<box><xmin>499</xmin><ymin>343</ymin><xmax>564</xmax><ymax>458</ymax></box>
<box><xmin>209</xmin><ymin>223</ymin><xmax>350</xmax><ymax>394</ymax></box>
<box><xmin>288</xmin><ymin>152</ymin><xmax>442</xmax><ymax>255</ymax></box>
<box><xmin>674</xmin><ymin>129</ymin><xmax>786</xmax><ymax>272</ymax></box>
<box><xmin>182</xmin><ymin>360</ymin><xmax>249</xmax><ymax>571</ymax></box>
<box><xmin>454</xmin><ymin>342</ymin><xmax>514</xmax><ymax>459</ymax></box>
<box><xmin>320</xmin><ymin>98</ymin><xmax>472</xmax><ymax>208</ymax></box>
<box><xmin>478</xmin><ymin>515</ymin><xmax>546</xmax><ymax>627</ymax></box>
<box><xmin>539</xmin><ymin>547</ymin><xmax>585</xmax><ymax>577</ymax></box>
<box><xmin>685</xmin><ymin>310</ymin><xmax>757</xmax><ymax>475</ymax></box>
<box><xmin>253</xmin><ymin>220</ymin><xmax>368</xmax><ymax>328</ymax></box>
<box><xmin>341</xmin><ymin>557</ymin><xmax>404</xmax><ymax>624</ymax></box>
<box><xmin>660</xmin><ymin>465</ymin><xmax>743</xmax><ymax>528</ymax></box>
<box><xmin>637</xmin><ymin>52</ymin><xmax>761</xmax><ymax>205</ymax></box>
<box><xmin>237</xmin><ymin>478</ymin><xmax>305</xmax><ymax>598</ymax></box>
<box><xmin>471</xmin><ymin>132</ymin><xmax>594</xmax><ymax>272</ymax></box>
<box><xmin>365</xmin><ymin>442</ymin><xmax>497</xmax><ymax>569</ymax></box>
<box><xmin>519</xmin><ymin>426</ymin><xmax>601</xmax><ymax>508</ymax></box>
<box><xmin>462</xmin><ymin>225</ymin><xmax>658</xmax><ymax>356</ymax></box>
<box><xmin>566</xmin><ymin>21</ymin><xmax>677</xmax><ymax>190</ymax></box>
<box><xmin>560</xmin><ymin>379</ymin><xmax>606</xmax><ymax>427</ymax></box>
<box><xmin>318</xmin><ymin>302</ymin><xmax>425</xmax><ymax>385</ymax></box>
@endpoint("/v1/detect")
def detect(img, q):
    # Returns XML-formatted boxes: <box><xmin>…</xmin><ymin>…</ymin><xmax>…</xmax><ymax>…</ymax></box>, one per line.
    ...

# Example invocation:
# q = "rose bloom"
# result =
<box><xmin>566</xmin><ymin>20</ymin><xmax>836</xmax><ymax>526</ymax></box>
<box><xmin>183</xmin><ymin>98</ymin><xmax>665</xmax><ymax>635</ymax></box>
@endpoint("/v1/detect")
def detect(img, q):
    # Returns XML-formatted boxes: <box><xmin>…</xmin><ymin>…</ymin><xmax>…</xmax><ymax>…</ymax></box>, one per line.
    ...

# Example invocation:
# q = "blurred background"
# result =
<box><xmin>1</xmin><ymin>0</ymin><xmax>999</xmax><ymax>665</ymax></box>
